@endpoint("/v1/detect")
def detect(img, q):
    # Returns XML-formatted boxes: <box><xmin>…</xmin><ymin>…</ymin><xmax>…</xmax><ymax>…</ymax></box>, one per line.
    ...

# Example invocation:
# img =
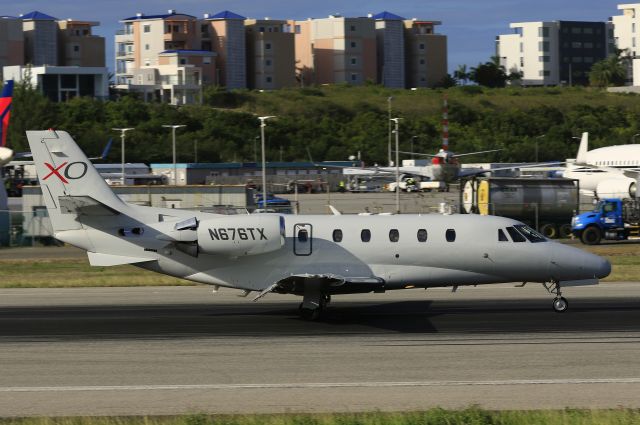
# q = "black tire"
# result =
<box><xmin>580</xmin><ymin>226</ymin><xmax>602</xmax><ymax>245</ymax></box>
<box><xmin>300</xmin><ymin>308</ymin><xmax>321</xmax><ymax>321</ymax></box>
<box><xmin>559</xmin><ymin>223</ymin><xmax>573</xmax><ymax>239</ymax></box>
<box><xmin>540</xmin><ymin>223</ymin><xmax>558</xmax><ymax>239</ymax></box>
<box><xmin>552</xmin><ymin>297</ymin><xmax>569</xmax><ymax>313</ymax></box>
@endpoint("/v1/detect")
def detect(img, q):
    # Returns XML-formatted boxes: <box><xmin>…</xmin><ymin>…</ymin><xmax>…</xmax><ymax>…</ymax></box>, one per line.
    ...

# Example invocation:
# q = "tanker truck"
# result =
<box><xmin>461</xmin><ymin>177</ymin><xmax>579</xmax><ymax>239</ymax></box>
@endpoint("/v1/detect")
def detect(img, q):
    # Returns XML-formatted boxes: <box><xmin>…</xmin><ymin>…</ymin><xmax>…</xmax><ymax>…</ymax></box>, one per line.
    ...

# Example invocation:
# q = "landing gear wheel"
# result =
<box><xmin>552</xmin><ymin>297</ymin><xmax>568</xmax><ymax>313</ymax></box>
<box><xmin>299</xmin><ymin>303</ymin><xmax>322</xmax><ymax>321</ymax></box>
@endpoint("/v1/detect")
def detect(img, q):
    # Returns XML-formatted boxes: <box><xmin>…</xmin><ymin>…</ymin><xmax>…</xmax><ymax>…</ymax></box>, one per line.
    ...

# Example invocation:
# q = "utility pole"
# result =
<box><xmin>112</xmin><ymin>128</ymin><xmax>134</xmax><ymax>186</ymax></box>
<box><xmin>387</xmin><ymin>96</ymin><xmax>393</xmax><ymax>166</ymax></box>
<box><xmin>162</xmin><ymin>124</ymin><xmax>186</xmax><ymax>185</ymax></box>
<box><xmin>258</xmin><ymin>116</ymin><xmax>275</xmax><ymax>208</ymax></box>
<box><xmin>391</xmin><ymin>118</ymin><xmax>402</xmax><ymax>214</ymax></box>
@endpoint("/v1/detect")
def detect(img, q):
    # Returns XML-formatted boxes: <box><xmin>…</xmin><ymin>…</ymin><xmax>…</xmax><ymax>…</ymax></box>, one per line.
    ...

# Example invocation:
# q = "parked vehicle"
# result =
<box><xmin>255</xmin><ymin>193</ymin><xmax>292</xmax><ymax>214</ymax></box>
<box><xmin>572</xmin><ymin>198</ymin><xmax>640</xmax><ymax>245</ymax></box>
<box><xmin>462</xmin><ymin>177</ymin><xmax>579</xmax><ymax>238</ymax></box>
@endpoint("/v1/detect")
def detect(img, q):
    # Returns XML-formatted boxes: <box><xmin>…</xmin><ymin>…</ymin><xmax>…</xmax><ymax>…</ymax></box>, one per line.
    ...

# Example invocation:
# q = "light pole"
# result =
<box><xmin>162</xmin><ymin>124</ymin><xmax>186</xmax><ymax>185</ymax></box>
<box><xmin>258</xmin><ymin>116</ymin><xmax>275</xmax><ymax>207</ymax></box>
<box><xmin>535</xmin><ymin>134</ymin><xmax>545</xmax><ymax>163</ymax></box>
<box><xmin>387</xmin><ymin>96</ymin><xmax>393</xmax><ymax>166</ymax></box>
<box><xmin>112</xmin><ymin>127</ymin><xmax>134</xmax><ymax>186</ymax></box>
<box><xmin>391</xmin><ymin>118</ymin><xmax>402</xmax><ymax>214</ymax></box>
<box><xmin>632</xmin><ymin>133</ymin><xmax>640</xmax><ymax>144</ymax></box>
<box><xmin>411</xmin><ymin>136</ymin><xmax>418</xmax><ymax>159</ymax></box>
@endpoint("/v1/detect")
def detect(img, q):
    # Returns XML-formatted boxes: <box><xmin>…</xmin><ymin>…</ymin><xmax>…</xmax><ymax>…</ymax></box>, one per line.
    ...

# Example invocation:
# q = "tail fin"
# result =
<box><xmin>0</xmin><ymin>80</ymin><xmax>13</xmax><ymax>147</ymax></box>
<box><xmin>26</xmin><ymin>130</ymin><xmax>126</xmax><ymax>232</ymax></box>
<box><xmin>575</xmin><ymin>132</ymin><xmax>589</xmax><ymax>165</ymax></box>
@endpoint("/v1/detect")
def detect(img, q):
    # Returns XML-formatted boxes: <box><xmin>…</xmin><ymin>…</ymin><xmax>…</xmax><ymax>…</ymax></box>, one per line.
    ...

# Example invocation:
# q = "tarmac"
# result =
<box><xmin>1</xmin><ymin>283</ymin><xmax>640</xmax><ymax>416</ymax></box>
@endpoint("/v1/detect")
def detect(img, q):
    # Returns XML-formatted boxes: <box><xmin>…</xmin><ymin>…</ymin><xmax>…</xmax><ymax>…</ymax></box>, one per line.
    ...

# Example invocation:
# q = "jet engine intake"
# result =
<box><xmin>595</xmin><ymin>178</ymin><xmax>637</xmax><ymax>199</ymax></box>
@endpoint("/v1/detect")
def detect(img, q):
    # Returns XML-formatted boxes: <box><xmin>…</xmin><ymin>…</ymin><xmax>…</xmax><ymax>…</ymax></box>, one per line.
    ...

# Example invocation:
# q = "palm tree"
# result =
<box><xmin>454</xmin><ymin>64</ymin><xmax>469</xmax><ymax>85</ymax></box>
<box><xmin>589</xmin><ymin>49</ymin><xmax>629</xmax><ymax>87</ymax></box>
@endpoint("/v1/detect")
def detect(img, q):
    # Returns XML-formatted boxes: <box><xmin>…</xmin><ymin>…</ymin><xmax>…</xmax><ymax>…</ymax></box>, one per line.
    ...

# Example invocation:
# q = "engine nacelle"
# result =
<box><xmin>197</xmin><ymin>214</ymin><xmax>284</xmax><ymax>256</ymax></box>
<box><xmin>595</xmin><ymin>178</ymin><xmax>637</xmax><ymax>200</ymax></box>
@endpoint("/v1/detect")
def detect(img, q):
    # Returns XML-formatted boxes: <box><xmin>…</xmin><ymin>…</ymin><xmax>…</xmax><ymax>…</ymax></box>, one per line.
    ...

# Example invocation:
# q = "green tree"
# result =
<box><xmin>469</xmin><ymin>56</ymin><xmax>508</xmax><ymax>88</ymax></box>
<box><xmin>453</xmin><ymin>64</ymin><xmax>470</xmax><ymax>85</ymax></box>
<box><xmin>589</xmin><ymin>51</ymin><xmax>628</xmax><ymax>87</ymax></box>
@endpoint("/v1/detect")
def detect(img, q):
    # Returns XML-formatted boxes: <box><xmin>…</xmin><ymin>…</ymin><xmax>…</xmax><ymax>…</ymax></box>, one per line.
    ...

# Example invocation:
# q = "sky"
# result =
<box><xmin>2</xmin><ymin>0</ymin><xmax>626</xmax><ymax>75</ymax></box>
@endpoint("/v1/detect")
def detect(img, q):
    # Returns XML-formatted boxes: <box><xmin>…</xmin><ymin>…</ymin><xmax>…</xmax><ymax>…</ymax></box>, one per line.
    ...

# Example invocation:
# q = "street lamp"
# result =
<box><xmin>390</xmin><ymin>118</ymin><xmax>402</xmax><ymax>214</ymax></box>
<box><xmin>534</xmin><ymin>134</ymin><xmax>545</xmax><ymax>163</ymax></box>
<box><xmin>411</xmin><ymin>136</ymin><xmax>418</xmax><ymax>159</ymax></box>
<box><xmin>162</xmin><ymin>124</ymin><xmax>186</xmax><ymax>185</ymax></box>
<box><xmin>632</xmin><ymin>133</ymin><xmax>640</xmax><ymax>144</ymax></box>
<box><xmin>387</xmin><ymin>96</ymin><xmax>393</xmax><ymax>166</ymax></box>
<box><xmin>258</xmin><ymin>116</ymin><xmax>276</xmax><ymax>207</ymax></box>
<box><xmin>112</xmin><ymin>127</ymin><xmax>134</xmax><ymax>186</ymax></box>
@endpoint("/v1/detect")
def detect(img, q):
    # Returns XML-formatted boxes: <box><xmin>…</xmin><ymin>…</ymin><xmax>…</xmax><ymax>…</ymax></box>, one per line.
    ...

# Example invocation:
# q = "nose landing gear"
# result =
<box><xmin>544</xmin><ymin>280</ymin><xmax>569</xmax><ymax>313</ymax></box>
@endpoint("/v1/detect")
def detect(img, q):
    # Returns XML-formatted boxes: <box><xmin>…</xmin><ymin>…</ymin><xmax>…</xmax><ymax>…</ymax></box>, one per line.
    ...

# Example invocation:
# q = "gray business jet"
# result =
<box><xmin>27</xmin><ymin>130</ymin><xmax>610</xmax><ymax>319</ymax></box>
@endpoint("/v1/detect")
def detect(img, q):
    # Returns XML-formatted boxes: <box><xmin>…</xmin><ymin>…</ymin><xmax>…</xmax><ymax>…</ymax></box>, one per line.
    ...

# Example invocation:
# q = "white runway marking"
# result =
<box><xmin>3</xmin><ymin>378</ymin><xmax>640</xmax><ymax>392</ymax></box>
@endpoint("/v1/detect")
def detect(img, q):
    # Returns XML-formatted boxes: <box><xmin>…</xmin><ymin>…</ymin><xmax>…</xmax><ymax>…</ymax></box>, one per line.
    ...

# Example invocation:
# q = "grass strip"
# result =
<box><xmin>2</xmin><ymin>409</ymin><xmax>640</xmax><ymax>425</ymax></box>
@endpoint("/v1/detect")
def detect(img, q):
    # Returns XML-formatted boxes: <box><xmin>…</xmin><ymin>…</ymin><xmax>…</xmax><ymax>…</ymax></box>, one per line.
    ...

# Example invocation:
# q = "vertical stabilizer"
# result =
<box><xmin>26</xmin><ymin>130</ymin><xmax>127</xmax><ymax>232</ymax></box>
<box><xmin>575</xmin><ymin>132</ymin><xmax>589</xmax><ymax>164</ymax></box>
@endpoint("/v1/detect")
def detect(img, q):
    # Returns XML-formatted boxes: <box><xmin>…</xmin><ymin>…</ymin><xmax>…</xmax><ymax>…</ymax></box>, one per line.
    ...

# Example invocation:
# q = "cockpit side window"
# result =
<box><xmin>506</xmin><ymin>226</ymin><xmax>526</xmax><ymax>242</ymax></box>
<box><xmin>514</xmin><ymin>224</ymin><xmax>547</xmax><ymax>243</ymax></box>
<box><xmin>498</xmin><ymin>229</ymin><xmax>509</xmax><ymax>242</ymax></box>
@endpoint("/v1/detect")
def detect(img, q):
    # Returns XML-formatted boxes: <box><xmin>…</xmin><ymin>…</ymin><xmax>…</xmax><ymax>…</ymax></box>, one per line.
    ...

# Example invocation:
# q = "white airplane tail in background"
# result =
<box><xmin>575</xmin><ymin>132</ymin><xmax>589</xmax><ymax>164</ymax></box>
<box><xmin>26</xmin><ymin>130</ymin><xmax>127</xmax><ymax>234</ymax></box>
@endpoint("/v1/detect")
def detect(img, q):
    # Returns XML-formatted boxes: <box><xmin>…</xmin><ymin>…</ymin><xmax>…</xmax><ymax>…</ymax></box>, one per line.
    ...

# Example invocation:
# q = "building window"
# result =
<box><xmin>144</xmin><ymin>59</ymin><xmax>150</xmax><ymax>66</ymax></box>
<box><xmin>419</xmin><ymin>43</ymin><xmax>425</xmax><ymax>50</ymax></box>
<box><xmin>180</xmin><ymin>58</ymin><xmax>187</xmax><ymax>65</ymax></box>
<box><xmin>332</xmin><ymin>229</ymin><xmax>343</xmax><ymax>242</ymax></box>
<box><xmin>266</xmin><ymin>76</ymin><xmax>272</xmax><ymax>83</ymax></box>
<box><xmin>572</xmin><ymin>57</ymin><xmax>583</xmax><ymax>63</ymax></box>
<box><xmin>144</xmin><ymin>25</ymin><xmax>150</xmax><ymax>33</ymax></box>
<box><xmin>295</xmin><ymin>25</ymin><xmax>301</xmax><ymax>34</ymax></box>
<box><xmin>539</xmin><ymin>41</ymin><xmax>549</xmax><ymax>52</ymax></box>
<box><xmin>519</xmin><ymin>42</ymin><xmax>523</xmax><ymax>53</ymax></box>
<box><xmin>538</xmin><ymin>56</ymin><xmax>550</xmax><ymax>62</ymax></box>
<box><xmin>445</xmin><ymin>229</ymin><xmax>456</xmax><ymax>242</ymax></box>
<box><xmin>351</xmin><ymin>57</ymin><xmax>357</xmax><ymax>65</ymax></box>
<box><xmin>584</xmin><ymin>27</ymin><xmax>594</xmax><ymax>34</ymax></box>
<box><xmin>634</xmin><ymin>23</ymin><xmax>637</xmax><ymax>33</ymax></box>
<box><xmin>538</xmin><ymin>27</ymin><xmax>550</xmax><ymax>37</ymax></box>
<box><xmin>203</xmin><ymin>57</ymin><xmax>212</xmax><ymax>64</ymax></box>
<box><xmin>145</xmin><ymin>44</ymin><xmax>150</xmax><ymax>50</ymax></box>
<box><xmin>351</xmin><ymin>73</ymin><xmax>357</xmax><ymax>81</ymax></box>
<box><xmin>73</xmin><ymin>45</ymin><xmax>80</xmax><ymax>52</ymax></box>
<box><xmin>266</xmin><ymin>59</ymin><xmax>272</xmax><ymax>66</ymax></box>
<box><xmin>417</xmin><ymin>229</ymin><xmax>428</xmax><ymax>242</ymax></box>
<box><xmin>361</xmin><ymin>229</ymin><xmax>371</xmax><ymax>242</ymax></box>
<box><xmin>571</xmin><ymin>41</ymin><xmax>583</xmax><ymax>48</ymax></box>
<box><xmin>350</xmin><ymin>25</ymin><xmax>356</xmax><ymax>31</ymax></box>
<box><xmin>584</xmin><ymin>56</ymin><xmax>594</xmax><ymax>63</ymax></box>
<box><xmin>419</xmin><ymin>59</ymin><xmax>425</xmax><ymax>65</ymax></box>
<box><xmin>259</xmin><ymin>26</ymin><xmax>265</xmax><ymax>32</ymax></box>
<box><xmin>584</xmin><ymin>42</ymin><xmax>593</xmax><ymax>49</ymax></box>
<box><xmin>539</xmin><ymin>70</ymin><xmax>551</xmax><ymax>77</ymax></box>
<box><xmin>520</xmin><ymin>57</ymin><xmax>524</xmax><ymax>67</ymax></box>
<box><xmin>265</xmin><ymin>42</ymin><xmax>272</xmax><ymax>50</ymax></box>
<box><xmin>389</xmin><ymin>229</ymin><xmax>399</xmax><ymax>242</ymax></box>
<box><xmin>571</xmin><ymin>27</ymin><xmax>582</xmax><ymax>34</ymax></box>
<box><xmin>350</xmin><ymin>41</ymin><xmax>357</xmax><ymax>48</ymax></box>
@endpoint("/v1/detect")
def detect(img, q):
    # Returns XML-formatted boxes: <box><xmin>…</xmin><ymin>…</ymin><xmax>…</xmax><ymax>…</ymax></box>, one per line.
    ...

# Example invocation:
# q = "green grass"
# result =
<box><xmin>2</xmin><ymin>409</ymin><xmax>640</xmax><ymax>425</ymax></box>
<box><xmin>0</xmin><ymin>258</ymin><xmax>194</xmax><ymax>288</ymax></box>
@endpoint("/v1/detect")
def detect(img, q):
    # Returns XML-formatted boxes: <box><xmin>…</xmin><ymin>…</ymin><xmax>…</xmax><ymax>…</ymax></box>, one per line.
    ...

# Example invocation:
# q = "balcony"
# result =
<box><xmin>159</xmin><ymin>75</ymin><xmax>201</xmax><ymax>86</ymax></box>
<box><xmin>164</xmin><ymin>31</ymin><xmax>188</xmax><ymax>42</ymax></box>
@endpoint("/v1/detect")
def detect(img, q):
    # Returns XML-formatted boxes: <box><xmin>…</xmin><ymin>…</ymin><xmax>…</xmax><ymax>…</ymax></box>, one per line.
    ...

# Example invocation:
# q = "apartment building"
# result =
<box><xmin>0</xmin><ymin>17</ymin><xmax>24</xmax><ymax>80</ymax></box>
<box><xmin>2</xmin><ymin>11</ymin><xmax>108</xmax><ymax>101</ymax></box>
<box><xmin>404</xmin><ymin>19</ymin><xmax>447</xmax><ymax>88</ymax></box>
<box><xmin>245</xmin><ymin>19</ymin><xmax>295</xmax><ymax>89</ymax></box>
<box><xmin>612</xmin><ymin>3</ymin><xmax>640</xmax><ymax>85</ymax></box>
<box><xmin>373</xmin><ymin>11</ymin><xmax>405</xmax><ymax>88</ymax></box>
<box><xmin>497</xmin><ymin>21</ymin><xmax>610</xmax><ymax>86</ymax></box>
<box><xmin>202</xmin><ymin>11</ymin><xmax>246</xmax><ymax>89</ymax></box>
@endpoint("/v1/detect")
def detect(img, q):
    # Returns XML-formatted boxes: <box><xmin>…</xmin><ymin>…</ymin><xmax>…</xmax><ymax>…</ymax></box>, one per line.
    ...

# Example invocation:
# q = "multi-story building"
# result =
<box><xmin>0</xmin><ymin>16</ymin><xmax>24</xmax><ymax>80</ymax></box>
<box><xmin>611</xmin><ymin>3</ymin><xmax>640</xmax><ymax>85</ymax></box>
<box><xmin>404</xmin><ymin>18</ymin><xmax>447</xmax><ymax>88</ymax></box>
<box><xmin>292</xmin><ymin>15</ymin><xmax>377</xmax><ymax>86</ymax></box>
<box><xmin>497</xmin><ymin>21</ymin><xmax>610</xmax><ymax>86</ymax></box>
<box><xmin>245</xmin><ymin>19</ymin><xmax>295</xmax><ymax>89</ymax></box>
<box><xmin>202</xmin><ymin>11</ymin><xmax>247</xmax><ymax>89</ymax></box>
<box><xmin>373</xmin><ymin>11</ymin><xmax>405</xmax><ymax>88</ymax></box>
<box><xmin>2</xmin><ymin>10</ymin><xmax>108</xmax><ymax>101</ymax></box>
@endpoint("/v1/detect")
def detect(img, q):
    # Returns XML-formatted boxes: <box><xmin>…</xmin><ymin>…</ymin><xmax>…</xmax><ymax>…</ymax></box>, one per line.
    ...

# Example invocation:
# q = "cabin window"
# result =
<box><xmin>361</xmin><ymin>229</ymin><xmax>371</xmax><ymax>242</ymax></box>
<box><xmin>332</xmin><ymin>229</ymin><xmax>343</xmax><ymax>242</ymax></box>
<box><xmin>506</xmin><ymin>226</ymin><xmax>526</xmax><ymax>242</ymax></box>
<box><xmin>417</xmin><ymin>229</ymin><xmax>428</xmax><ymax>242</ymax></box>
<box><xmin>445</xmin><ymin>229</ymin><xmax>456</xmax><ymax>242</ymax></box>
<box><xmin>298</xmin><ymin>229</ymin><xmax>308</xmax><ymax>242</ymax></box>
<box><xmin>498</xmin><ymin>229</ymin><xmax>509</xmax><ymax>241</ymax></box>
<box><xmin>389</xmin><ymin>229</ymin><xmax>399</xmax><ymax>242</ymax></box>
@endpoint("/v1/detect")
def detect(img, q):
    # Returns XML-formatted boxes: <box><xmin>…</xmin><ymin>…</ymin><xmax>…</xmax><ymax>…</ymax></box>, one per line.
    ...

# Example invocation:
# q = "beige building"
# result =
<box><xmin>404</xmin><ymin>19</ymin><xmax>447</xmax><ymax>88</ymax></box>
<box><xmin>292</xmin><ymin>15</ymin><xmax>377</xmax><ymax>86</ymax></box>
<box><xmin>245</xmin><ymin>19</ymin><xmax>295</xmax><ymax>89</ymax></box>
<box><xmin>202</xmin><ymin>11</ymin><xmax>247</xmax><ymax>89</ymax></box>
<box><xmin>0</xmin><ymin>17</ymin><xmax>24</xmax><ymax>80</ymax></box>
<box><xmin>57</xmin><ymin>19</ymin><xmax>105</xmax><ymax>67</ymax></box>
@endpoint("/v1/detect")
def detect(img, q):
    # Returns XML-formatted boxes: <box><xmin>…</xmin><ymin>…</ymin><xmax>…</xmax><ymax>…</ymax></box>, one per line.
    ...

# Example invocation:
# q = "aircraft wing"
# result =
<box><xmin>458</xmin><ymin>162</ymin><xmax>564</xmax><ymax>178</ymax></box>
<box><xmin>254</xmin><ymin>273</ymin><xmax>386</xmax><ymax>300</ymax></box>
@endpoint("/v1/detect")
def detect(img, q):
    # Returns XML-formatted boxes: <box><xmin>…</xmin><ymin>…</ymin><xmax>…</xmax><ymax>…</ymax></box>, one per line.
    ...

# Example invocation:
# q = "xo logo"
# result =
<box><xmin>43</xmin><ymin>161</ymin><xmax>88</xmax><ymax>184</ymax></box>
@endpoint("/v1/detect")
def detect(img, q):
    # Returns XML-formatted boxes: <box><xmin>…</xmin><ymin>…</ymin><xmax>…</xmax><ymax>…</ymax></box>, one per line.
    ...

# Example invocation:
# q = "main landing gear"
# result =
<box><xmin>298</xmin><ymin>279</ymin><xmax>331</xmax><ymax>320</ymax></box>
<box><xmin>544</xmin><ymin>280</ymin><xmax>569</xmax><ymax>313</ymax></box>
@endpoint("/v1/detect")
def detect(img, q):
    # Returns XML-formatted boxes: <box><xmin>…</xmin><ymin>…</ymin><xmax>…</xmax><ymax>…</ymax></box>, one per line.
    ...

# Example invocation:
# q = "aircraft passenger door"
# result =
<box><xmin>293</xmin><ymin>223</ymin><xmax>313</xmax><ymax>256</ymax></box>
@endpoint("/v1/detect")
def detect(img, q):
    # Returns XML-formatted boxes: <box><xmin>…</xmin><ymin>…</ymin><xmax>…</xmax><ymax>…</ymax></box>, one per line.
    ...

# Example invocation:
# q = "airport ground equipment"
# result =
<box><xmin>25</xmin><ymin>130</ymin><xmax>610</xmax><ymax>317</ymax></box>
<box><xmin>385</xmin><ymin>174</ymin><xmax>447</xmax><ymax>192</ymax></box>
<box><xmin>461</xmin><ymin>177</ymin><xmax>579</xmax><ymax>239</ymax></box>
<box><xmin>572</xmin><ymin>198</ymin><xmax>640</xmax><ymax>245</ymax></box>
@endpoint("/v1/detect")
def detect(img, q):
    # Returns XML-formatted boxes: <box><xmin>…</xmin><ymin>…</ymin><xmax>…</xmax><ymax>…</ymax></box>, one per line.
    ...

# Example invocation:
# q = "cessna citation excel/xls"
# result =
<box><xmin>28</xmin><ymin>130</ymin><xmax>611</xmax><ymax>319</ymax></box>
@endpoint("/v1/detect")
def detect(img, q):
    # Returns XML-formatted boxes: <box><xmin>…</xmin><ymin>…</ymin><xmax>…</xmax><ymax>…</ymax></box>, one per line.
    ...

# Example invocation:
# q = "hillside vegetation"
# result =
<box><xmin>8</xmin><ymin>83</ymin><xmax>640</xmax><ymax>165</ymax></box>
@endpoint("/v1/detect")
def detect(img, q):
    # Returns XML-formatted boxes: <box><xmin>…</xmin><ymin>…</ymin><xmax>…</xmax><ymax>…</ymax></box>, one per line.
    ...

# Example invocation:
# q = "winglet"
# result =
<box><xmin>575</xmin><ymin>132</ymin><xmax>589</xmax><ymax>165</ymax></box>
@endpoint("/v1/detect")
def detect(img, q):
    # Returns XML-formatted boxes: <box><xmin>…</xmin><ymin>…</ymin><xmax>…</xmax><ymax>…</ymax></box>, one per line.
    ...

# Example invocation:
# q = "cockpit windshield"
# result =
<box><xmin>514</xmin><ymin>224</ymin><xmax>547</xmax><ymax>243</ymax></box>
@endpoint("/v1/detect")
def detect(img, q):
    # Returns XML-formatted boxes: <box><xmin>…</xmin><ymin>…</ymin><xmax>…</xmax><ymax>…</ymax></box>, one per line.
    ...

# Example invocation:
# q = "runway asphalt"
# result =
<box><xmin>1</xmin><ymin>284</ymin><xmax>640</xmax><ymax>416</ymax></box>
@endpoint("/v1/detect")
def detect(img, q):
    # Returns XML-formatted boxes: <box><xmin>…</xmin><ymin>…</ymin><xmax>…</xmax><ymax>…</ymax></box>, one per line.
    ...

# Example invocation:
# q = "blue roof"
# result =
<box><xmin>121</xmin><ymin>12</ymin><xmax>196</xmax><ymax>21</ymax></box>
<box><xmin>207</xmin><ymin>10</ymin><xmax>246</xmax><ymax>20</ymax></box>
<box><xmin>372</xmin><ymin>11</ymin><xmax>405</xmax><ymax>20</ymax></box>
<box><xmin>21</xmin><ymin>11</ymin><xmax>57</xmax><ymax>20</ymax></box>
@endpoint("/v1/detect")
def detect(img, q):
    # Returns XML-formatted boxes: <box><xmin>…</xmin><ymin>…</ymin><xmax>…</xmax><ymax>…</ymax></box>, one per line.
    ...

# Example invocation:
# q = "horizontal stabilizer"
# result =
<box><xmin>59</xmin><ymin>196</ymin><xmax>120</xmax><ymax>216</ymax></box>
<box><xmin>87</xmin><ymin>251</ymin><xmax>155</xmax><ymax>266</ymax></box>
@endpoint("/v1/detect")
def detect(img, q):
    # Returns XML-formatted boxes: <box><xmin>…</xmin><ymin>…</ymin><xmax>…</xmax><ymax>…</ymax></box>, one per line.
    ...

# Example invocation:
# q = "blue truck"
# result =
<box><xmin>572</xmin><ymin>198</ymin><xmax>640</xmax><ymax>245</ymax></box>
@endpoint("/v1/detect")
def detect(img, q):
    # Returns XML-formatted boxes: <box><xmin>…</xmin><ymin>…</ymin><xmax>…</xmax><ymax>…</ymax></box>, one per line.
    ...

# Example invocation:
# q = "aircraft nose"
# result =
<box><xmin>594</xmin><ymin>256</ymin><xmax>611</xmax><ymax>279</ymax></box>
<box><xmin>550</xmin><ymin>243</ymin><xmax>611</xmax><ymax>280</ymax></box>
